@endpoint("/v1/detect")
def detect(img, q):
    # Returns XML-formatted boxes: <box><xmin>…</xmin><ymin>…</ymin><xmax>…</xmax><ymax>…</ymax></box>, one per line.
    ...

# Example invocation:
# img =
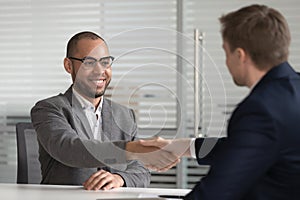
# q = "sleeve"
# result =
<box><xmin>185</xmin><ymin>100</ymin><xmax>280</xmax><ymax>200</ymax></box>
<box><xmin>31</xmin><ymin>99</ymin><xmax>127</xmax><ymax>169</ymax></box>
<box><xmin>112</xmin><ymin>160</ymin><xmax>151</xmax><ymax>187</ymax></box>
<box><xmin>194</xmin><ymin>137</ymin><xmax>227</xmax><ymax>165</ymax></box>
<box><xmin>111</xmin><ymin>108</ymin><xmax>151</xmax><ymax>187</ymax></box>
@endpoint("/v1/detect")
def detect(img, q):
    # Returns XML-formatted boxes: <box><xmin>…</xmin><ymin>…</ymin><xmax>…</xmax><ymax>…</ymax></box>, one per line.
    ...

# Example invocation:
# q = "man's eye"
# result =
<box><xmin>100</xmin><ymin>61</ymin><xmax>109</xmax><ymax>66</ymax></box>
<box><xmin>83</xmin><ymin>60</ymin><xmax>96</xmax><ymax>65</ymax></box>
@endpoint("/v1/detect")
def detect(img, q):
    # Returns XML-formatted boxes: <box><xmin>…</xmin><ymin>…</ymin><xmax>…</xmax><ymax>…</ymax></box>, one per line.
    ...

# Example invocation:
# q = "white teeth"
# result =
<box><xmin>95</xmin><ymin>80</ymin><xmax>104</xmax><ymax>83</ymax></box>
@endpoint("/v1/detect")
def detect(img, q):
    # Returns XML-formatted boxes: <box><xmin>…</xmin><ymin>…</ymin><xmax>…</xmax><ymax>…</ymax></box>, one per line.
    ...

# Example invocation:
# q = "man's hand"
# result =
<box><xmin>83</xmin><ymin>170</ymin><xmax>124</xmax><ymax>190</ymax></box>
<box><xmin>126</xmin><ymin>140</ymin><xmax>180</xmax><ymax>172</ymax></box>
<box><xmin>140</xmin><ymin>137</ymin><xmax>192</xmax><ymax>157</ymax></box>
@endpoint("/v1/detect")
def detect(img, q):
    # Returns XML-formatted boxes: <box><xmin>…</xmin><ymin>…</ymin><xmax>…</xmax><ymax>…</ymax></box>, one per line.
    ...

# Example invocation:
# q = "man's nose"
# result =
<box><xmin>93</xmin><ymin>61</ymin><xmax>105</xmax><ymax>73</ymax></box>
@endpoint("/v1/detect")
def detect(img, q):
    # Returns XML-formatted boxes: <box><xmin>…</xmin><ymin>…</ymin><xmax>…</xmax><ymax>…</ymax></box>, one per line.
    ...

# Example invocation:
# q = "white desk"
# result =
<box><xmin>0</xmin><ymin>183</ymin><xmax>191</xmax><ymax>200</ymax></box>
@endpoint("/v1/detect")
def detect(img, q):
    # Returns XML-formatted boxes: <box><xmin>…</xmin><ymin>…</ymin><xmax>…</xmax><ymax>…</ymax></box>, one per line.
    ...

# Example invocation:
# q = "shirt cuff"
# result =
<box><xmin>190</xmin><ymin>138</ymin><xmax>196</xmax><ymax>158</ymax></box>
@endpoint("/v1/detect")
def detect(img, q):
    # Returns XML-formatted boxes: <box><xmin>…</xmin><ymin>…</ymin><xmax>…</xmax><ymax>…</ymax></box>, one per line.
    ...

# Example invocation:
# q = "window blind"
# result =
<box><xmin>0</xmin><ymin>0</ymin><xmax>178</xmax><ymax>184</ymax></box>
<box><xmin>0</xmin><ymin>0</ymin><xmax>178</xmax><ymax>129</ymax></box>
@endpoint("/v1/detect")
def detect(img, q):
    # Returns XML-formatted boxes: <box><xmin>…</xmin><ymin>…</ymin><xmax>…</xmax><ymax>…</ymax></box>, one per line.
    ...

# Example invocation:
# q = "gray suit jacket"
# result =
<box><xmin>30</xmin><ymin>86</ymin><xmax>150</xmax><ymax>187</ymax></box>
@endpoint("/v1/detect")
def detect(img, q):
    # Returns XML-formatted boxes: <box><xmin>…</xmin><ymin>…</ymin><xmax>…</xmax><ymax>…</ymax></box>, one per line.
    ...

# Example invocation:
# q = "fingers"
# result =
<box><xmin>139</xmin><ymin>148</ymin><xmax>180</xmax><ymax>171</ymax></box>
<box><xmin>146</xmin><ymin>157</ymin><xmax>180</xmax><ymax>172</ymax></box>
<box><xmin>142</xmin><ymin>138</ymin><xmax>193</xmax><ymax>157</ymax></box>
<box><xmin>127</xmin><ymin>139</ymin><xmax>181</xmax><ymax>171</ymax></box>
<box><xmin>158</xmin><ymin>158</ymin><xmax>181</xmax><ymax>172</ymax></box>
<box><xmin>139</xmin><ymin>138</ymin><xmax>190</xmax><ymax>157</ymax></box>
<box><xmin>140</xmin><ymin>137</ymin><xmax>170</xmax><ymax>148</ymax></box>
<box><xmin>126</xmin><ymin>140</ymin><xmax>160</xmax><ymax>155</ymax></box>
<box><xmin>83</xmin><ymin>170</ymin><xmax>108</xmax><ymax>190</ymax></box>
<box><xmin>146</xmin><ymin>159</ymin><xmax>180</xmax><ymax>172</ymax></box>
<box><xmin>83</xmin><ymin>170</ymin><xmax>124</xmax><ymax>191</ymax></box>
<box><xmin>156</xmin><ymin>150</ymin><xmax>180</xmax><ymax>169</ymax></box>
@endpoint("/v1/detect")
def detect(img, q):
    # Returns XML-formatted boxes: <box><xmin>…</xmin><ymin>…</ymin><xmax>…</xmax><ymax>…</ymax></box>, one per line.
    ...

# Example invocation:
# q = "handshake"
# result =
<box><xmin>125</xmin><ymin>137</ymin><xmax>193</xmax><ymax>172</ymax></box>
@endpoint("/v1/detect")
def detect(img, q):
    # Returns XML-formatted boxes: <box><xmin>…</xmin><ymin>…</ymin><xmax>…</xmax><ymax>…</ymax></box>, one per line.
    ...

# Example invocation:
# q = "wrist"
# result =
<box><xmin>125</xmin><ymin>141</ymin><xmax>137</xmax><ymax>160</ymax></box>
<box><xmin>165</xmin><ymin>138</ymin><xmax>192</xmax><ymax>157</ymax></box>
<box><xmin>113</xmin><ymin>174</ymin><xmax>125</xmax><ymax>187</ymax></box>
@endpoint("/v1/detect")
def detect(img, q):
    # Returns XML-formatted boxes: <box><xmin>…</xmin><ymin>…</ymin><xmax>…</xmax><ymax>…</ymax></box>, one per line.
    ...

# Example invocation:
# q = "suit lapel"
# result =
<box><xmin>64</xmin><ymin>86</ymin><xmax>94</xmax><ymax>139</ymax></box>
<box><xmin>101</xmin><ymin>98</ymin><xmax>112</xmax><ymax>141</ymax></box>
<box><xmin>73</xmin><ymin>105</ymin><xmax>94</xmax><ymax>139</ymax></box>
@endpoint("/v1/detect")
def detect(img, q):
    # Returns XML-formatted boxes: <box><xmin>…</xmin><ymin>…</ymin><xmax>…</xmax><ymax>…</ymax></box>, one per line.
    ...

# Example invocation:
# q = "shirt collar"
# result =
<box><xmin>72</xmin><ymin>87</ymin><xmax>103</xmax><ymax>113</ymax></box>
<box><xmin>249</xmin><ymin>80</ymin><xmax>259</xmax><ymax>93</ymax></box>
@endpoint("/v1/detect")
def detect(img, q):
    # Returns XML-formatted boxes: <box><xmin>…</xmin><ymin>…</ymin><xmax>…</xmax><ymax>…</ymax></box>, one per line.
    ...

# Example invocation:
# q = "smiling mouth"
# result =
<box><xmin>90</xmin><ymin>79</ymin><xmax>106</xmax><ymax>87</ymax></box>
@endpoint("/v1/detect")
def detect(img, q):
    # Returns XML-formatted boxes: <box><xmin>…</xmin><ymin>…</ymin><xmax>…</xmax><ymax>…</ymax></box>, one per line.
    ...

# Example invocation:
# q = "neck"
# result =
<box><xmin>87</xmin><ymin>96</ymin><xmax>101</xmax><ymax>108</ymax></box>
<box><xmin>74</xmin><ymin>87</ymin><xmax>101</xmax><ymax>108</ymax></box>
<box><xmin>246</xmin><ymin>72</ymin><xmax>266</xmax><ymax>88</ymax></box>
<box><xmin>246</xmin><ymin>69</ymin><xmax>267</xmax><ymax>88</ymax></box>
<box><xmin>245</xmin><ymin>63</ymin><xmax>271</xmax><ymax>88</ymax></box>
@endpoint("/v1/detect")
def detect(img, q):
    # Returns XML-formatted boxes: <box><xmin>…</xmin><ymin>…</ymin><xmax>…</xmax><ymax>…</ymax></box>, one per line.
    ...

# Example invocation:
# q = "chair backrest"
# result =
<box><xmin>16</xmin><ymin>122</ymin><xmax>42</xmax><ymax>184</ymax></box>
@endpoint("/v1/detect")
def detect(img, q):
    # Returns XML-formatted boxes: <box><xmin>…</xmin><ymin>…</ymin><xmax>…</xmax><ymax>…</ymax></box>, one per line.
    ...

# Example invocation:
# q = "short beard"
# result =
<box><xmin>74</xmin><ymin>79</ymin><xmax>110</xmax><ymax>99</ymax></box>
<box><xmin>94</xmin><ymin>90</ymin><xmax>105</xmax><ymax>98</ymax></box>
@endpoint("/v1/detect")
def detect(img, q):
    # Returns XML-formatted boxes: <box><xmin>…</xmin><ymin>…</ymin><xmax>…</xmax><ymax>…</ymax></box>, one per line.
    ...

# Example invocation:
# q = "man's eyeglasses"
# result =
<box><xmin>68</xmin><ymin>56</ymin><xmax>114</xmax><ymax>70</ymax></box>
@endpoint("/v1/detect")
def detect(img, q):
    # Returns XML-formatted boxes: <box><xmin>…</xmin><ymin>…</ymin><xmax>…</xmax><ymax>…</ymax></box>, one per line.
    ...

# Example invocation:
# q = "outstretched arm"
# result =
<box><xmin>125</xmin><ymin>140</ymin><xmax>181</xmax><ymax>171</ymax></box>
<box><xmin>139</xmin><ymin>137</ymin><xmax>193</xmax><ymax>157</ymax></box>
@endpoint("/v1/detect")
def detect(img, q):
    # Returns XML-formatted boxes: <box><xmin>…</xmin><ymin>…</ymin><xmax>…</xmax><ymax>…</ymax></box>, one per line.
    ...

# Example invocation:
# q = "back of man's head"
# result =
<box><xmin>219</xmin><ymin>4</ymin><xmax>291</xmax><ymax>69</ymax></box>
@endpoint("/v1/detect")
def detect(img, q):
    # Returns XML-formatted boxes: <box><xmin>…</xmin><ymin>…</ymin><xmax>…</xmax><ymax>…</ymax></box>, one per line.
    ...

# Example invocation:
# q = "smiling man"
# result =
<box><xmin>30</xmin><ymin>31</ymin><xmax>154</xmax><ymax>190</ymax></box>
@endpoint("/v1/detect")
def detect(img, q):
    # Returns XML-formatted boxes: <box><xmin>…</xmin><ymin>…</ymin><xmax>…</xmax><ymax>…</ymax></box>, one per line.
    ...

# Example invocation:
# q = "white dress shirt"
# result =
<box><xmin>72</xmin><ymin>87</ymin><xmax>103</xmax><ymax>140</ymax></box>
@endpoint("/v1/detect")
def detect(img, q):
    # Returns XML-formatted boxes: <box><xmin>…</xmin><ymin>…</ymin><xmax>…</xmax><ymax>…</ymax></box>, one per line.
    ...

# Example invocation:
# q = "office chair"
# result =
<box><xmin>16</xmin><ymin>122</ymin><xmax>42</xmax><ymax>184</ymax></box>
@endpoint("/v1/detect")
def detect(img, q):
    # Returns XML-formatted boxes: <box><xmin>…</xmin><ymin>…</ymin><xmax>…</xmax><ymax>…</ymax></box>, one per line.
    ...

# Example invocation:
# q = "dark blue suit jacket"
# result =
<box><xmin>185</xmin><ymin>62</ymin><xmax>300</xmax><ymax>200</ymax></box>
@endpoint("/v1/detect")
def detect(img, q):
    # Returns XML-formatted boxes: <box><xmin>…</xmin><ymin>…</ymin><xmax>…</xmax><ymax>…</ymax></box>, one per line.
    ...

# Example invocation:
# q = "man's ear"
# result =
<box><xmin>64</xmin><ymin>57</ymin><xmax>72</xmax><ymax>74</ymax></box>
<box><xmin>236</xmin><ymin>48</ymin><xmax>247</xmax><ymax>63</ymax></box>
